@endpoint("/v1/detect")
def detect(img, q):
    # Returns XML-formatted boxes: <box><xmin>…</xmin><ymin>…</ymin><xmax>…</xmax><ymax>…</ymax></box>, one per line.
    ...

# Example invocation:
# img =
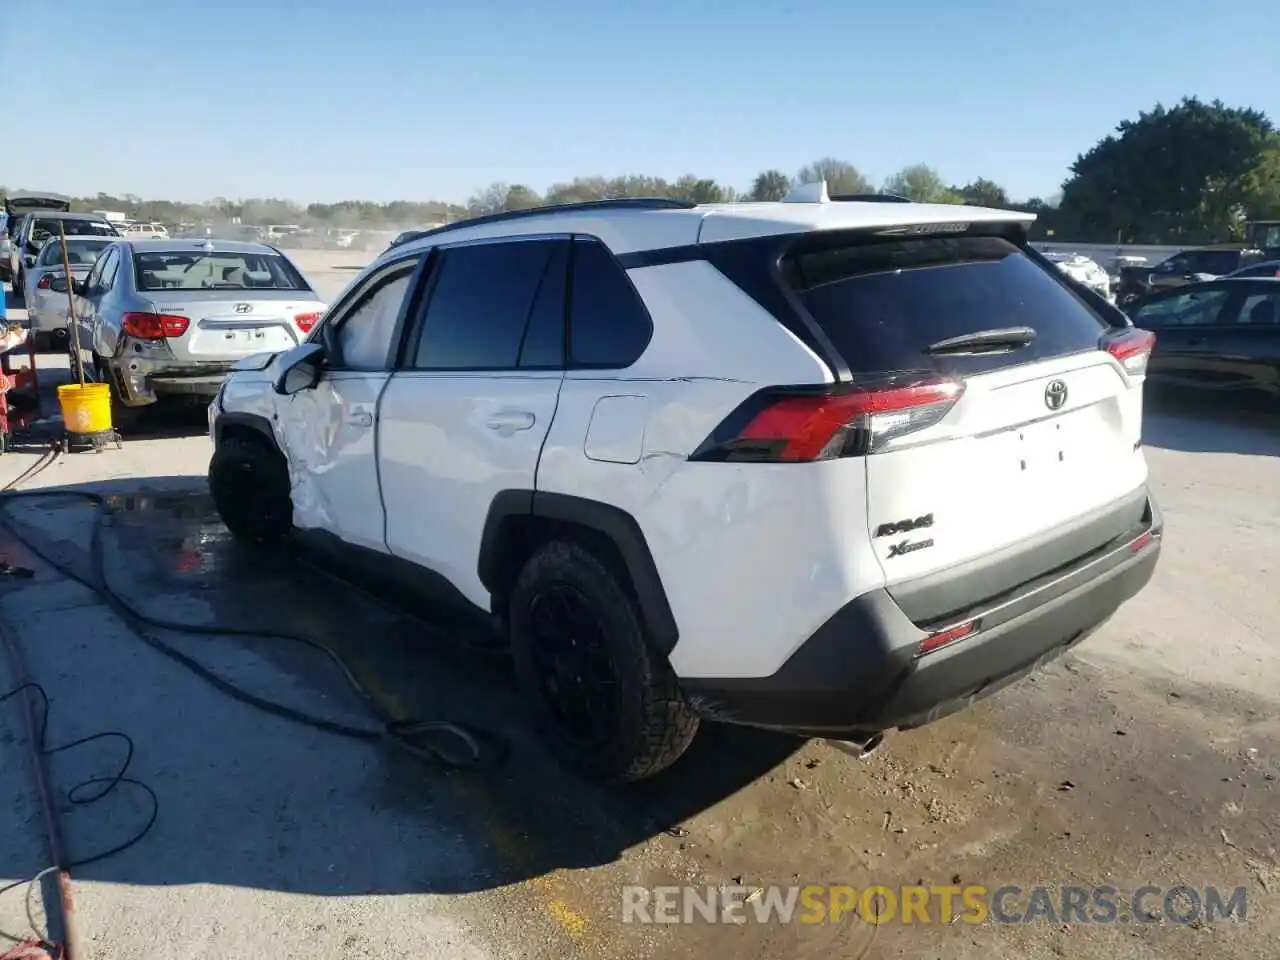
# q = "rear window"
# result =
<box><xmin>30</xmin><ymin>218</ymin><xmax>118</xmax><ymax>241</ymax></box>
<box><xmin>133</xmin><ymin>251</ymin><xmax>309</xmax><ymax>291</ymax></box>
<box><xmin>782</xmin><ymin>234</ymin><xmax>1110</xmax><ymax>377</ymax></box>
<box><xmin>1195</xmin><ymin>250</ymin><xmax>1242</xmax><ymax>274</ymax></box>
<box><xmin>38</xmin><ymin>238</ymin><xmax>111</xmax><ymax>266</ymax></box>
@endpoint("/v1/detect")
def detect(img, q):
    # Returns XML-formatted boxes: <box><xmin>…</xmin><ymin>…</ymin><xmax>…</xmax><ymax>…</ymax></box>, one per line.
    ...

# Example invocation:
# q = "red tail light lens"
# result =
<box><xmin>1103</xmin><ymin>327</ymin><xmax>1155</xmax><ymax>377</ymax></box>
<box><xmin>36</xmin><ymin>274</ymin><xmax>52</xmax><ymax>290</ymax></box>
<box><xmin>690</xmin><ymin>379</ymin><xmax>964</xmax><ymax>463</ymax></box>
<box><xmin>293</xmin><ymin>311</ymin><xmax>321</xmax><ymax>333</ymax></box>
<box><xmin>122</xmin><ymin>312</ymin><xmax>189</xmax><ymax>339</ymax></box>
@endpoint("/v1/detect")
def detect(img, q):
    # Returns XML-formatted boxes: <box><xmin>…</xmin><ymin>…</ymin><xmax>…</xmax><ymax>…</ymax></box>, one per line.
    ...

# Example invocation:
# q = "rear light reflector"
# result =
<box><xmin>1103</xmin><ymin>327</ymin><xmax>1155</xmax><ymax>377</ymax></box>
<box><xmin>917</xmin><ymin>620</ymin><xmax>979</xmax><ymax>657</ymax></box>
<box><xmin>36</xmin><ymin>274</ymin><xmax>53</xmax><ymax>290</ymax></box>
<box><xmin>1129</xmin><ymin>531</ymin><xmax>1154</xmax><ymax>554</ymax></box>
<box><xmin>690</xmin><ymin>378</ymin><xmax>964</xmax><ymax>463</ymax></box>
<box><xmin>122</xmin><ymin>312</ymin><xmax>189</xmax><ymax>339</ymax></box>
<box><xmin>293</xmin><ymin>311</ymin><xmax>321</xmax><ymax>333</ymax></box>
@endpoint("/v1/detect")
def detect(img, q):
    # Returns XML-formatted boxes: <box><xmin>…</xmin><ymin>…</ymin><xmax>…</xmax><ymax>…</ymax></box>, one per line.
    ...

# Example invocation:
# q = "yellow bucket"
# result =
<box><xmin>57</xmin><ymin>383</ymin><xmax>114</xmax><ymax>435</ymax></box>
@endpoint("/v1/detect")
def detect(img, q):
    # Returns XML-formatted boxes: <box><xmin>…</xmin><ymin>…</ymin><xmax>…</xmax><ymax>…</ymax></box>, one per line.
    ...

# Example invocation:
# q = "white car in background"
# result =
<box><xmin>1043</xmin><ymin>252</ymin><xmax>1115</xmax><ymax>302</ymax></box>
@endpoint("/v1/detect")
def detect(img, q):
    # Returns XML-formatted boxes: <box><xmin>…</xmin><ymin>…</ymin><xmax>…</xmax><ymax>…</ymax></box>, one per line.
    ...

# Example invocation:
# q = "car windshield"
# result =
<box><xmin>133</xmin><ymin>251</ymin><xmax>309</xmax><ymax>291</ymax></box>
<box><xmin>37</xmin><ymin>238</ymin><xmax>111</xmax><ymax>267</ymax></box>
<box><xmin>30</xmin><ymin>218</ymin><xmax>118</xmax><ymax>242</ymax></box>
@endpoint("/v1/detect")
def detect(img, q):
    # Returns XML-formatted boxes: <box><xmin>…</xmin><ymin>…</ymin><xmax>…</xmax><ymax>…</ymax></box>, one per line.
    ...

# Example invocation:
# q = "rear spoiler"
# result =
<box><xmin>3</xmin><ymin>192</ymin><xmax>72</xmax><ymax>216</ymax></box>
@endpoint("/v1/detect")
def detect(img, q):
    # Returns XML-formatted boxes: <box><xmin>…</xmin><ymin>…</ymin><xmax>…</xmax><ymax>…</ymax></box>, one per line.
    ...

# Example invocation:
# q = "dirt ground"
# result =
<box><xmin>0</xmin><ymin>262</ymin><xmax>1276</xmax><ymax>959</ymax></box>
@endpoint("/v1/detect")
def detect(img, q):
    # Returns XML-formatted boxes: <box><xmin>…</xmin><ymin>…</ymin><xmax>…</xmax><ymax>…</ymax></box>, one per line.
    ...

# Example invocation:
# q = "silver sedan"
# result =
<box><xmin>23</xmin><ymin>236</ymin><xmax>115</xmax><ymax>349</ymax></box>
<box><xmin>69</xmin><ymin>238</ymin><xmax>328</xmax><ymax>418</ymax></box>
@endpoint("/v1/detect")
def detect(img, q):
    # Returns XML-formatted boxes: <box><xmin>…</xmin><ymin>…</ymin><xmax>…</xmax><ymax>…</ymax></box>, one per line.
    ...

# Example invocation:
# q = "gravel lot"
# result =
<box><xmin>0</xmin><ymin>252</ymin><xmax>1277</xmax><ymax>959</ymax></box>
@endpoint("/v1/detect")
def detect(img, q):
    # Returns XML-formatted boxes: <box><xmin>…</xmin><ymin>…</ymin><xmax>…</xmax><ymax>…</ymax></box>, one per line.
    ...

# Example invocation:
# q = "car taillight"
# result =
<box><xmin>689</xmin><ymin>378</ymin><xmax>965</xmax><ymax>462</ymax></box>
<box><xmin>36</xmin><ymin>274</ymin><xmax>53</xmax><ymax>290</ymax></box>
<box><xmin>1103</xmin><ymin>327</ymin><xmax>1156</xmax><ymax>377</ymax></box>
<box><xmin>122</xmin><ymin>312</ymin><xmax>189</xmax><ymax>339</ymax></box>
<box><xmin>294</xmin><ymin>311</ymin><xmax>321</xmax><ymax>333</ymax></box>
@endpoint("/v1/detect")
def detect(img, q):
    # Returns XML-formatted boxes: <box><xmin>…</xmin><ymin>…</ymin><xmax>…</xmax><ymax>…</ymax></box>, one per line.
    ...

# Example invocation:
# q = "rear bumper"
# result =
<box><xmin>681</xmin><ymin>493</ymin><xmax>1162</xmax><ymax>738</ymax></box>
<box><xmin>105</xmin><ymin>355</ymin><xmax>233</xmax><ymax>405</ymax></box>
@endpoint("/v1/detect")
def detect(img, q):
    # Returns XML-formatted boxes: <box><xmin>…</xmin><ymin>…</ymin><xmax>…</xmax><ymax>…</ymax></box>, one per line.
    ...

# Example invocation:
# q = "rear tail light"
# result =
<box><xmin>122</xmin><ymin>312</ymin><xmax>189</xmax><ymax>339</ymax></box>
<box><xmin>690</xmin><ymin>378</ymin><xmax>964</xmax><ymax>463</ymax></box>
<box><xmin>293</xmin><ymin>311</ymin><xmax>321</xmax><ymax>333</ymax></box>
<box><xmin>917</xmin><ymin>619</ymin><xmax>979</xmax><ymax>657</ymax></box>
<box><xmin>1103</xmin><ymin>327</ymin><xmax>1155</xmax><ymax>377</ymax></box>
<box><xmin>36</xmin><ymin>274</ymin><xmax>52</xmax><ymax>290</ymax></box>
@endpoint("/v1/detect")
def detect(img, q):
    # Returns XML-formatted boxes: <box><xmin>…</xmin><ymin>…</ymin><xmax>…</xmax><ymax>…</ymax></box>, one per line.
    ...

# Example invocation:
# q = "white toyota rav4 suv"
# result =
<box><xmin>208</xmin><ymin>186</ymin><xmax>1163</xmax><ymax>783</ymax></box>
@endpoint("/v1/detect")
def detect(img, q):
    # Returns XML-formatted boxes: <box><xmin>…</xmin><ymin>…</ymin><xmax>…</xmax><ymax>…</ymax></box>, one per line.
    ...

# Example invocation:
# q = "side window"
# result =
<box><xmin>100</xmin><ymin>248</ymin><xmax>121</xmax><ymax>289</ymax></box>
<box><xmin>1132</xmin><ymin>288</ymin><xmax>1230</xmax><ymax>328</ymax></box>
<box><xmin>1156</xmin><ymin>254</ymin><xmax>1187</xmax><ymax>274</ymax></box>
<box><xmin>331</xmin><ymin>261</ymin><xmax>418</xmax><ymax>371</ymax></box>
<box><xmin>410</xmin><ymin>239</ymin><xmax>557</xmax><ymax>370</ymax></box>
<box><xmin>517</xmin><ymin>240</ymin><xmax>569</xmax><ymax>368</ymax></box>
<box><xmin>83</xmin><ymin>248</ymin><xmax>108</xmax><ymax>292</ymax></box>
<box><xmin>1234</xmin><ymin>291</ymin><xmax>1279</xmax><ymax>326</ymax></box>
<box><xmin>568</xmin><ymin>237</ymin><xmax>653</xmax><ymax>368</ymax></box>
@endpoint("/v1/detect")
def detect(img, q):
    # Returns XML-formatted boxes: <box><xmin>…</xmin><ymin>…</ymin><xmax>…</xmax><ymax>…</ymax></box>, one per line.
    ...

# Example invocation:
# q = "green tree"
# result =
<box><xmin>504</xmin><ymin>185</ymin><xmax>542</xmax><ymax>210</ymax></box>
<box><xmin>467</xmin><ymin>182</ymin><xmax>512</xmax><ymax>216</ymax></box>
<box><xmin>750</xmin><ymin>169</ymin><xmax>792</xmax><ymax>201</ymax></box>
<box><xmin>1058</xmin><ymin>96</ymin><xmax>1280</xmax><ymax>244</ymax></box>
<box><xmin>795</xmin><ymin>158</ymin><xmax>873</xmax><ymax>195</ymax></box>
<box><xmin>956</xmin><ymin>178</ymin><xmax>1011</xmax><ymax>208</ymax></box>
<box><xmin>882</xmin><ymin>164</ymin><xmax>960</xmax><ymax>203</ymax></box>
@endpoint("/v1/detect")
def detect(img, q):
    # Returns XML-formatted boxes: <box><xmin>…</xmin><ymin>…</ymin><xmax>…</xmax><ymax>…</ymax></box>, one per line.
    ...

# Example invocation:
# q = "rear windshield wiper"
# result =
<box><xmin>925</xmin><ymin>326</ymin><xmax>1036</xmax><ymax>356</ymax></box>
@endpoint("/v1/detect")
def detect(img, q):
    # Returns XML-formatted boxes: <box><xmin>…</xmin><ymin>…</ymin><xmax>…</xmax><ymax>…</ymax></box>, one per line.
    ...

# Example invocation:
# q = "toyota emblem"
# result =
<box><xmin>233</xmin><ymin>303</ymin><xmax>253</xmax><ymax>314</ymax></box>
<box><xmin>1044</xmin><ymin>379</ymin><xmax>1068</xmax><ymax>410</ymax></box>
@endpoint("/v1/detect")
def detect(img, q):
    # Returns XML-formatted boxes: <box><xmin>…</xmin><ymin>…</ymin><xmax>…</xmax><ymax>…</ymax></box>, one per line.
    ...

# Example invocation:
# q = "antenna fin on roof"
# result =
<box><xmin>782</xmin><ymin>180</ymin><xmax>830</xmax><ymax>204</ymax></box>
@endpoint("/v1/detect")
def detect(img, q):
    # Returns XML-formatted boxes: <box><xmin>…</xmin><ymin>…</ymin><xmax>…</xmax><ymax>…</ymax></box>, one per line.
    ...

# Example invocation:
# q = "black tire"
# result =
<box><xmin>208</xmin><ymin>435</ymin><xmax>293</xmax><ymax>549</ymax></box>
<box><xmin>509</xmin><ymin>539</ymin><xmax>699</xmax><ymax>783</ymax></box>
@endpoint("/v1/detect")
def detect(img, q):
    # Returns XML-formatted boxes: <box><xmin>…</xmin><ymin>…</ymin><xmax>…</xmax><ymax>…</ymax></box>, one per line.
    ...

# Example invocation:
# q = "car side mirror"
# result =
<box><xmin>272</xmin><ymin>342</ymin><xmax>325</xmax><ymax>395</ymax></box>
<box><xmin>72</xmin><ymin>279</ymin><xmax>88</xmax><ymax>296</ymax></box>
<box><xmin>50</xmin><ymin>276</ymin><xmax>70</xmax><ymax>293</ymax></box>
<box><xmin>25</xmin><ymin>239</ymin><xmax>41</xmax><ymax>254</ymax></box>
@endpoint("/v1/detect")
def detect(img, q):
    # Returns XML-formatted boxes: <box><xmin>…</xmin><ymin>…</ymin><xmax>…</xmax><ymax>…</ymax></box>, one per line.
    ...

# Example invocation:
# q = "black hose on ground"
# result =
<box><xmin>0</xmin><ymin>446</ymin><xmax>503</xmax><ymax>954</ymax></box>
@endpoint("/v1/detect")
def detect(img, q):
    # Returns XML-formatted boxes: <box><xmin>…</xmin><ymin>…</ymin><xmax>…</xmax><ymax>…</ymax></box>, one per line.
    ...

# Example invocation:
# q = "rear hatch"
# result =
<box><xmin>782</xmin><ymin>230</ymin><xmax>1151</xmax><ymax>621</ymax></box>
<box><xmin>138</xmin><ymin>290</ymin><xmax>322</xmax><ymax>363</ymax></box>
<box><xmin>4</xmin><ymin>192</ymin><xmax>72</xmax><ymax>217</ymax></box>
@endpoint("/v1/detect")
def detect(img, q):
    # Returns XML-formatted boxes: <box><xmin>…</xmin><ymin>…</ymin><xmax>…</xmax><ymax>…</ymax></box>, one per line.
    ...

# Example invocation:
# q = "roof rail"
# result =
<box><xmin>830</xmin><ymin>193</ymin><xmax>913</xmax><ymax>203</ymax></box>
<box><xmin>388</xmin><ymin>197</ymin><xmax>698</xmax><ymax>249</ymax></box>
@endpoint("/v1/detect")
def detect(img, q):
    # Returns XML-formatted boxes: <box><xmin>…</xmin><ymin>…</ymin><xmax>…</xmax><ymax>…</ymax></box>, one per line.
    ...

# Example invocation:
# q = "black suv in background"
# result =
<box><xmin>1116</xmin><ymin>246</ymin><xmax>1268</xmax><ymax>304</ymax></box>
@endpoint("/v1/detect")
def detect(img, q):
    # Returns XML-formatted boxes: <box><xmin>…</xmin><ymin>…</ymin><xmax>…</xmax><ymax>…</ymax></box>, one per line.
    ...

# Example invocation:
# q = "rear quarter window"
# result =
<box><xmin>783</xmin><ymin>234</ymin><xmax>1110</xmax><ymax>377</ymax></box>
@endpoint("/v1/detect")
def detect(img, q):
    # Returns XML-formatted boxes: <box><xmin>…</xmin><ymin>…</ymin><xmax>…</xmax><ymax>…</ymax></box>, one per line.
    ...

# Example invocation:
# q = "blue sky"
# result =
<box><xmin>4</xmin><ymin>0</ymin><xmax>1275</xmax><ymax>206</ymax></box>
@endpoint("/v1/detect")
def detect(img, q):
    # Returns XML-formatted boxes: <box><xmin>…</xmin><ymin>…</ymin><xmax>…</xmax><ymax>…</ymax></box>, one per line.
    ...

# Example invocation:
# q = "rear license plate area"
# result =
<box><xmin>222</xmin><ymin>327</ymin><xmax>268</xmax><ymax>346</ymax></box>
<box><xmin>1016</xmin><ymin>418</ymin><xmax>1069</xmax><ymax>472</ymax></box>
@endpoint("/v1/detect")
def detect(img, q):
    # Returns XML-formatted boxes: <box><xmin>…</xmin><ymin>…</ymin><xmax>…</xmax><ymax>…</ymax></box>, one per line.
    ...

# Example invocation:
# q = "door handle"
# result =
<box><xmin>486</xmin><ymin>411</ymin><xmax>535</xmax><ymax>433</ymax></box>
<box><xmin>345</xmin><ymin>411</ymin><xmax>373</xmax><ymax>427</ymax></box>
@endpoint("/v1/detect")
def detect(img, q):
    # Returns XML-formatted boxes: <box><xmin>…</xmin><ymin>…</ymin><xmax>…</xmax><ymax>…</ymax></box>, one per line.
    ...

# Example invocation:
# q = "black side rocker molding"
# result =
<box><xmin>479</xmin><ymin>490</ymin><xmax>680</xmax><ymax>654</ymax></box>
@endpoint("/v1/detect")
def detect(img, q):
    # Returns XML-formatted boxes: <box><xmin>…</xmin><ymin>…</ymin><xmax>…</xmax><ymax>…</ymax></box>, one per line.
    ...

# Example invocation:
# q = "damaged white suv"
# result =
<box><xmin>208</xmin><ymin>187</ymin><xmax>1163</xmax><ymax>783</ymax></box>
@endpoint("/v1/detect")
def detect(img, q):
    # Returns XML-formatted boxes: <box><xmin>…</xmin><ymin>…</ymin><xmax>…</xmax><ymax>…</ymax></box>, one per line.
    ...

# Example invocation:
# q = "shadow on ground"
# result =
<box><xmin>0</xmin><ymin>475</ymin><xmax>805</xmax><ymax>901</ymax></box>
<box><xmin>1142</xmin><ymin>386</ymin><xmax>1280</xmax><ymax>457</ymax></box>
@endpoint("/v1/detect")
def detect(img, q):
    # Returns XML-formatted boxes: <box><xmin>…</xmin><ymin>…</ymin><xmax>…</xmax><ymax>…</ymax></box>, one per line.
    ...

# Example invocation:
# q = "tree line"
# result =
<box><xmin>4</xmin><ymin>97</ymin><xmax>1277</xmax><ymax>245</ymax></box>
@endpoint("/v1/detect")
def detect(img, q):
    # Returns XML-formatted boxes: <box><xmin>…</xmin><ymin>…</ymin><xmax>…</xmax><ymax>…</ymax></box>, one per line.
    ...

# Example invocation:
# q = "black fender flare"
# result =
<box><xmin>478</xmin><ymin>490</ymin><xmax>679</xmax><ymax>655</ymax></box>
<box><xmin>213</xmin><ymin>411</ymin><xmax>280</xmax><ymax>453</ymax></box>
